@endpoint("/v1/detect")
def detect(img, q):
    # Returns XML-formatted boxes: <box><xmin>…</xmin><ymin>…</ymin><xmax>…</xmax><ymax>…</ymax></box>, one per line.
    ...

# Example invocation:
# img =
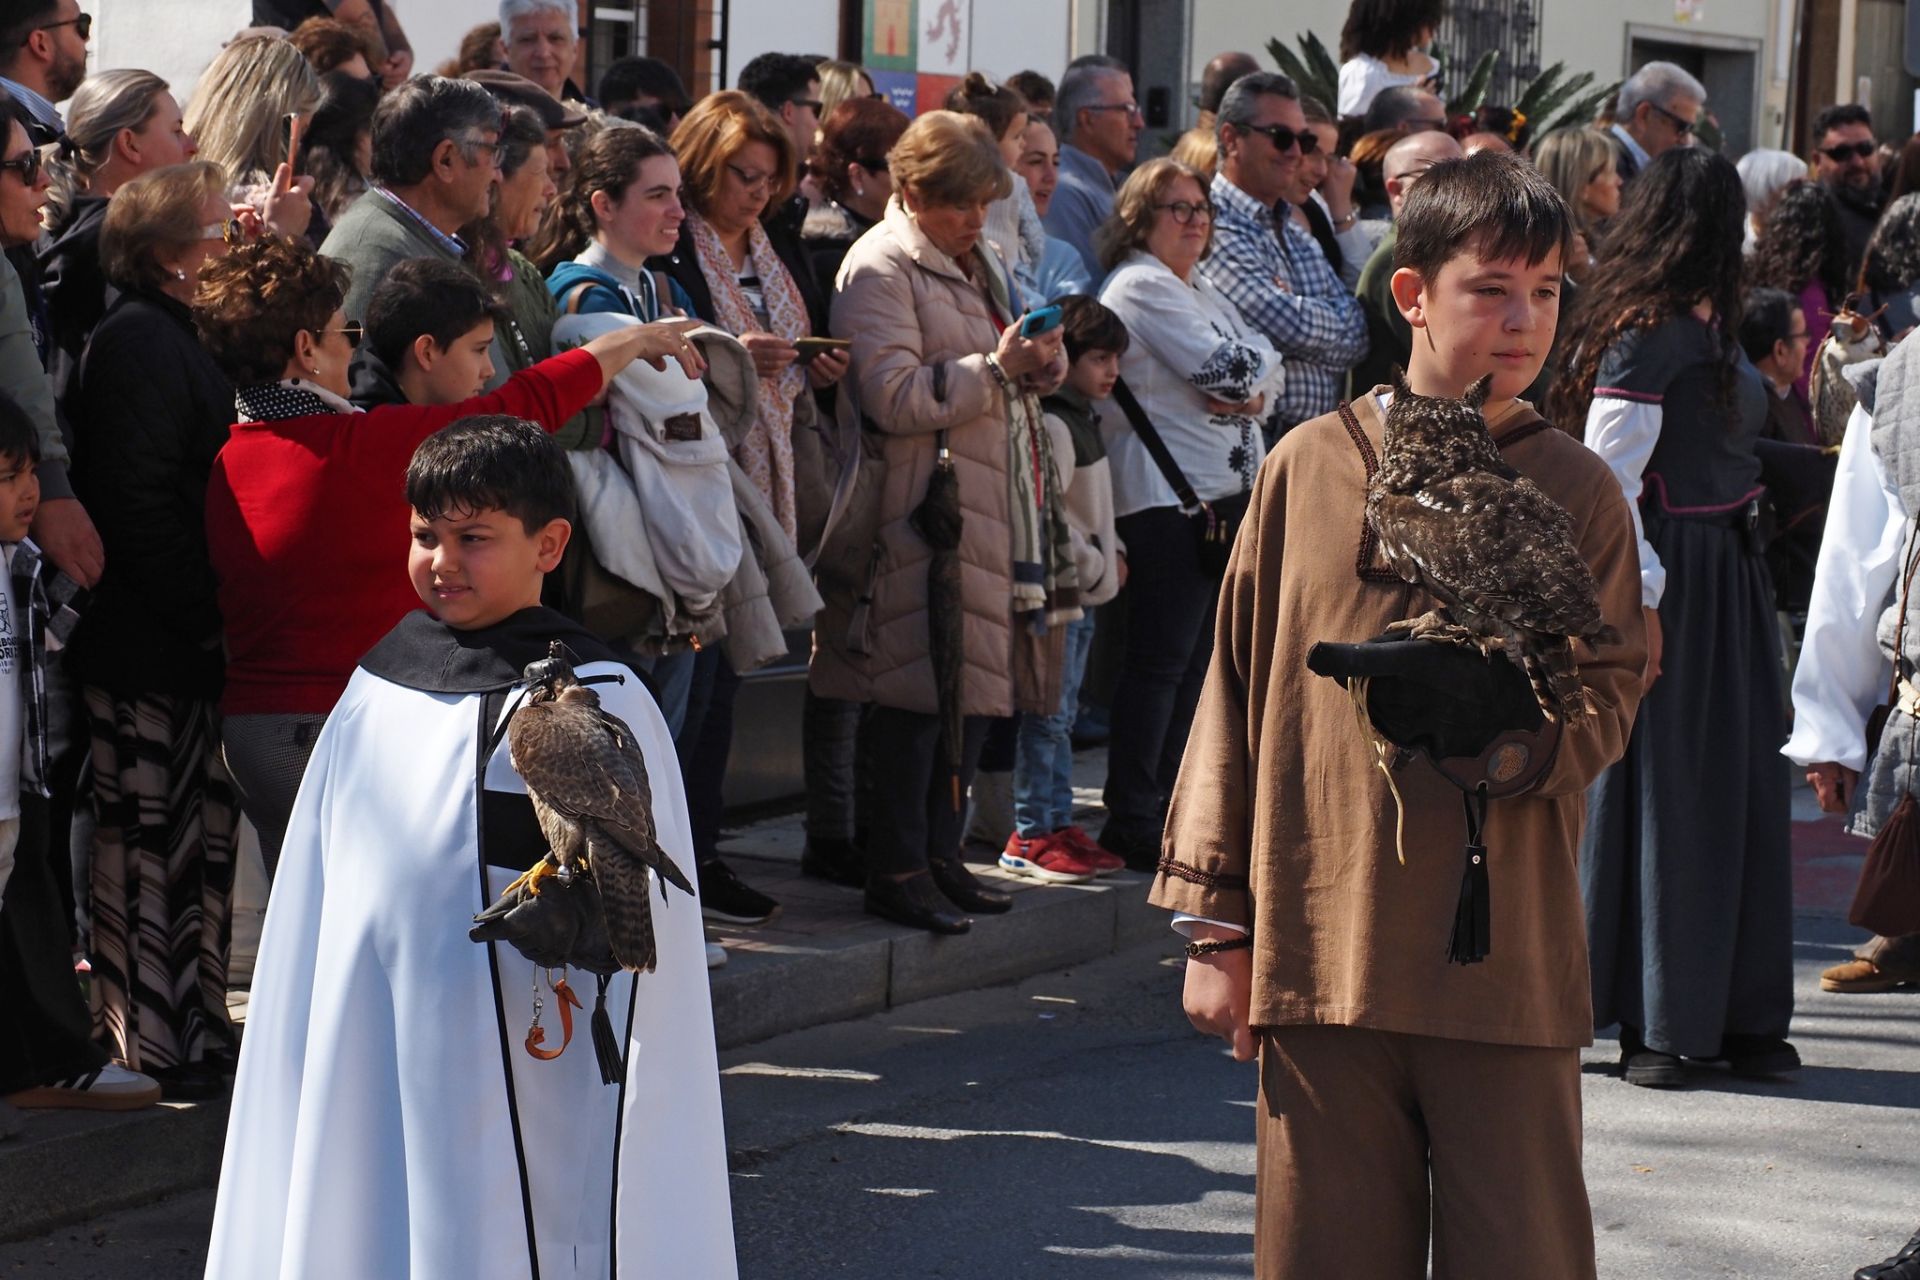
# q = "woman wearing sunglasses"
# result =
<box><xmin>191</xmin><ymin>239</ymin><xmax>700</xmax><ymax>874</ymax></box>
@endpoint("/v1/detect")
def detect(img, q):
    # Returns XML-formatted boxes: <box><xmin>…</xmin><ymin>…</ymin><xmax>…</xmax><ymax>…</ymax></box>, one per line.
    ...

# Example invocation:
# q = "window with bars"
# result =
<box><xmin>1436</xmin><ymin>0</ymin><xmax>1540</xmax><ymax>110</ymax></box>
<box><xmin>587</xmin><ymin>1</ymin><xmax>730</xmax><ymax>99</ymax></box>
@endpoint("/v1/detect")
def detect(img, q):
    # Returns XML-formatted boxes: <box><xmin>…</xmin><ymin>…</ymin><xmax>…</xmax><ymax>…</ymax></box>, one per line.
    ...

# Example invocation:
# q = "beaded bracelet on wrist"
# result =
<box><xmin>1185</xmin><ymin>935</ymin><xmax>1253</xmax><ymax>959</ymax></box>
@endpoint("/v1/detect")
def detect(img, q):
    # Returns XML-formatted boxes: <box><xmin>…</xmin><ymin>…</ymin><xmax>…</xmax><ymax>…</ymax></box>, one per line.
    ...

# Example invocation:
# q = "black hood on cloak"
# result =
<box><xmin>359</xmin><ymin>606</ymin><xmax>638</xmax><ymax>695</ymax></box>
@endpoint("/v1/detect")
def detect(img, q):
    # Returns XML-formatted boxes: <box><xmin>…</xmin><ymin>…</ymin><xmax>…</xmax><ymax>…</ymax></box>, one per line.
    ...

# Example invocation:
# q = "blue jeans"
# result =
<box><xmin>1013</xmin><ymin>614</ymin><xmax>1096</xmax><ymax>837</ymax></box>
<box><xmin>634</xmin><ymin>650</ymin><xmax>695</xmax><ymax>741</ymax></box>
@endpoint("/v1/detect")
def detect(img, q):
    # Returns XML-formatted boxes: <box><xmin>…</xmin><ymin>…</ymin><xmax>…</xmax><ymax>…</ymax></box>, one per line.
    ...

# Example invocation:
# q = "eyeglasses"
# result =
<box><xmin>1085</xmin><ymin>101</ymin><xmax>1143</xmax><ymax>119</ymax></box>
<box><xmin>0</xmin><ymin>150</ymin><xmax>40</xmax><ymax>186</ymax></box>
<box><xmin>788</xmin><ymin>97</ymin><xmax>824</xmax><ymax>114</ymax></box>
<box><xmin>726</xmin><ymin>162</ymin><xmax>774</xmax><ymax>193</ymax></box>
<box><xmin>1648</xmin><ymin>101</ymin><xmax>1696</xmax><ymax>136</ymax></box>
<box><xmin>1239</xmin><ymin>122</ymin><xmax>1320</xmax><ymax>154</ymax></box>
<box><xmin>1822</xmin><ymin>140</ymin><xmax>1876</xmax><ymax>162</ymax></box>
<box><xmin>1786</xmin><ymin>329</ymin><xmax>1810</xmax><ymax>341</ymax></box>
<box><xmin>456</xmin><ymin>132</ymin><xmax>506</xmax><ymax>166</ymax></box>
<box><xmin>24</xmin><ymin>11</ymin><xmax>89</xmax><ymax>44</ymax></box>
<box><xmin>321</xmin><ymin>321</ymin><xmax>363</xmax><ymax>349</ymax></box>
<box><xmin>198</xmin><ymin>218</ymin><xmax>244</xmax><ymax>245</ymax></box>
<box><xmin>1154</xmin><ymin>199</ymin><xmax>1214</xmax><ymax>225</ymax></box>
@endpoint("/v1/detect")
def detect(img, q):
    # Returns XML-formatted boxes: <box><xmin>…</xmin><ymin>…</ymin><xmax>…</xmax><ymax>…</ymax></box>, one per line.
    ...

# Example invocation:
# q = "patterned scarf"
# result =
<box><xmin>688</xmin><ymin>211</ymin><xmax>809</xmax><ymax>542</ymax></box>
<box><xmin>234</xmin><ymin>379</ymin><xmax>360</xmax><ymax>423</ymax></box>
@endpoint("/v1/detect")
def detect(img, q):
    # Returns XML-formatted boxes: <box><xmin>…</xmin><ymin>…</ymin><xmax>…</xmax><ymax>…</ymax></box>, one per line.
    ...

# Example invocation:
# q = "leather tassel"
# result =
<box><xmin>1446</xmin><ymin>786</ymin><xmax>1492</xmax><ymax>965</ymax></box>
<box><xmin>591</xmin><ymin>973</ymin><xmax>625</xmax><ymax>1087</ymax></box>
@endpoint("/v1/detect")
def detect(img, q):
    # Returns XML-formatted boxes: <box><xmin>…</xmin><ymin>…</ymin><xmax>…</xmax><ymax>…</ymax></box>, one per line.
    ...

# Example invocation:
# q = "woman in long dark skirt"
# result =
<box><xmin>1549</xmin><ymin>147</ymin><xmax>1797</xmax><ymax>1089</ymax></box>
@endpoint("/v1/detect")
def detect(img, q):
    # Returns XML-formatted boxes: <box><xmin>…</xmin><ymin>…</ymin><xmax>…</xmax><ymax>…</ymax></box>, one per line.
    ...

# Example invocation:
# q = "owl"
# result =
<box><xmin>1365</xmin><ymin>371</ymin><xmax>1613</xmax><ymax>721</ymax></box>
<box><xmin>502</xmin><ymin>643</ymin><xmax>694</xmax><ymax>972</ymax></box>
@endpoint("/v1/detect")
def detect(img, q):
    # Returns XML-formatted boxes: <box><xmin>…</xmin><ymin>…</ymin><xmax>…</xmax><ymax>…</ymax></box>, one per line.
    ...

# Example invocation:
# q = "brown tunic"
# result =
<box><xmin>1148</xmin><ymin>392</ymin><xmax>1648</xmax><ymax>1049</ymax></box>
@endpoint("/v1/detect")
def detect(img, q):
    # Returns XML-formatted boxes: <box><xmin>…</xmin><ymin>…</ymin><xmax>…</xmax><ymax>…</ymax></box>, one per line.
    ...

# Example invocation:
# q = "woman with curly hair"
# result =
<box><xmin>1861</xmin><ymin>193</ymin><xmax>1920</xmax><ymax>339</ymax></box>
<box><xmin>1550</xmin><ymin>147</ymin><xmax>1795</xmax><ymax>1090</ymax></box>
<box><xmin>1337</xmin><ymin>0</ymin><xmax>1444</xmax><ymax>117</ymax></box>
<box><xmin>1747</xmin><ymin>179</ymin><xmax>1850</xmax><ymax>398</ymax></box>
<box><xmin>195</xmin><ymin>239</ymin><xmax>698</xmax><ymax>868</ymax></box>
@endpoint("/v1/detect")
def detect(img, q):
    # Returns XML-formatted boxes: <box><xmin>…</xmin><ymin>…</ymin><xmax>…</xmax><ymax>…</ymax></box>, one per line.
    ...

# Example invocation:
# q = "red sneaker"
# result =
<box><xmin>998</xmin><ymin>831</ymin><xmax>1097</xmax><ymax>883</ymax></box>
<box><xmin>1052</xmin><ymin>826</ymin><xmax>1126</xmax><ymax>876</ymax></box>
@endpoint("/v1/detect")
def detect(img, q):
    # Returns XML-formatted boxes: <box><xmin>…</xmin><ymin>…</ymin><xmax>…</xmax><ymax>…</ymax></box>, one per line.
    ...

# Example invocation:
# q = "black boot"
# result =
<box><xmin>1618</xmin><ymin>1025</ymin><xmax>1686</xmax><ymax>1089</ymax></box>
<box><xmin>1857</xmin><ymin>1227</ymin><xmax>1920</xmax><ymax>1279</ymax></box>
<box><xmin>865</xmin><ymin>872</ymin><xmax>970</xmax><ymax>934</ymax></box>
<box><xmin>929</xmin><ymin>856</ymin><xmax>1012</xmax><ymax>915</ymax></box>
<box><xmin>800</xmin><ymin>836</ymin><xmax>867</xmax><ymax>889</ymax></box>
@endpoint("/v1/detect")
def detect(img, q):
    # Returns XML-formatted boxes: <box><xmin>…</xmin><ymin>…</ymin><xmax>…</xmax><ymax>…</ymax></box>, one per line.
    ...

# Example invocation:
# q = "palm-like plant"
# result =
<box><xmin>1514</xmin><ymin>62</ymin><xmax>1622</xmax><ymax>135</ymax></box>
<box><xmin>1265</xmin><ymin>33</ymin><xmax>1339</xmax><ymax>115</ymax></box>
<box><xmin>1444</xmin><ymin>50</ymin><xmax>1501</xmax><ymax>116</ymax></box>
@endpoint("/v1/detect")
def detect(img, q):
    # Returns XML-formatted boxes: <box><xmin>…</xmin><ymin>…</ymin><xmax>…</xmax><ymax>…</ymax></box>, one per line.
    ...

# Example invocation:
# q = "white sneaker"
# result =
<box><xmin>705</xmin><ymin>941</ymin><xmax>728</xmax><ymax>969</ymax></box>
<box><xmin>6</xmin><ymin>1063</ymin><xmax>162</xmax><ymax>1112</ymax></box>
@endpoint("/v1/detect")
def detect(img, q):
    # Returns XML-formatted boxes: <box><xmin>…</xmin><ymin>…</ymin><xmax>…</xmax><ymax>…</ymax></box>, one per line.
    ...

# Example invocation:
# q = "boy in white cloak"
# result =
<box><xmin>205</xmin><ymin>417</ymin><xmax>736</xmax><ymax>1279</ymax></box>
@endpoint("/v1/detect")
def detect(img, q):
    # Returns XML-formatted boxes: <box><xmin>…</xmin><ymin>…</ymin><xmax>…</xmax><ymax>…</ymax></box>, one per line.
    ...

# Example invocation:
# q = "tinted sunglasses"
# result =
<box><xmin>24</xmin><ymin>12</ymin><xmax>88</xmax><ymax>44</ymax></box>
<box><xmin>322</xmin><ymin>321</ymin><xmax>363</xmax><ymax>349</ymax></box>
<box><xmin>1649</xmin><ymin>101</ymin><xmax>1695</xmax><ymax>136</ymax></box>
<box><xmin>1822</xmin><ymin>141</ymin><xmax>1876</xmax><ymax>161</ymax></box>
<box><xmin>0</xmin><ymin>149</ymin><xmax>40</xmax><ymax>186</ymax></box>
<box><xmin>1241</xmin><ymin>122</ymin><xmax>1320</xmax><ymax>154</ymax></box>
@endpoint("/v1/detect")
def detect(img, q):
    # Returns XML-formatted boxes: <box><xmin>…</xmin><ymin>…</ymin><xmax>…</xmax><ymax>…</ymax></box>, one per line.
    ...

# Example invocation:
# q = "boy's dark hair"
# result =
<box><xmin>406</xmin><ymin>415</ymin><xmax>576</xmax><ymax>533</ymax></box>
<box><xmin>1006</xmin><ymin>70</ymin><xmax>1055</xmax><ymax>115</ymax></box>
<box><xmin>598</xmin><ymin>55</ymin><xmax>689</xmax><ymax>116</ymax></box>
<box><xmin>1812</xmin><ymin>103</ymin><xmax>1873</xmax><ymax>144</ymax></box>
<box><xmin>365</xmin><ymin>258</ymin><xmax>508</xmax><ymax>371</ymax></box>
<box><xmin>1053</xmin><ymin>294</ymin><xmax>1130</xmax><ymax>363</ymax></box>
<box><xmin>736</xmin><ymin>52</ymin><xmax>818</xmax><ymax>112</ymax></box>
<box><xmin>0</xmin><ymin>391</ymin><xmax>40</xmax><ymax>467</ymax></box>
<box><xmin>1737</xmin><ymin>287</ymin><xmax>1801</xmax><ymax>364</ymax></box>
<box><xmin>1394</xmin><ymin>150</ymin><xmax>1573</xmax><ymax>286</ymax></box>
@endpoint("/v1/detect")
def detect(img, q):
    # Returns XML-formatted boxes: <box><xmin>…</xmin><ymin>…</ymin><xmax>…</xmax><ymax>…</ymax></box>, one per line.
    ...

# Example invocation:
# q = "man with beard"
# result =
<box><xmin>0</xmin><ymin>0</ymin><xmax>88</xmax><ymax>146</ymax></box>
<box><xmin>1812</xmin><ymin>103</ymin><xmax>1883</xmax><ymax>282</ymax></box>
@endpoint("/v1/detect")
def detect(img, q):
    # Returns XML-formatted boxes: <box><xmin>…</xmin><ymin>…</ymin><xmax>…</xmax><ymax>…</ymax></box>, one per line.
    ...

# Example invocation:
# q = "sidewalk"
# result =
<box><xmin>0</xmin><ymin>747</ymin><xmax>1160</xmax><ymax>1242</ymax></box>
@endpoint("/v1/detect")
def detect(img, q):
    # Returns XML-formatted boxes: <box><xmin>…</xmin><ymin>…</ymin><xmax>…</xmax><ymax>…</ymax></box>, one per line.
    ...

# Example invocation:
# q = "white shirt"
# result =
<box><xmin>1783</xmin><ymin>404</ymin><xmax>1908</xmax><ymax>770</ymax></box>
<box><xmin>1583</xmin><ymin>394</ymin><xmax>1668</xmax><ymax>607</ymax></box>
<box><xmin>0</xmin><ymin>545</ymin><xmax>22</xmax><ymax>822</ymax></box>
<box><xmin>1337</xmin><ymin>54</ymin><xmax>1435</xmax><ymax>118</ymax></box>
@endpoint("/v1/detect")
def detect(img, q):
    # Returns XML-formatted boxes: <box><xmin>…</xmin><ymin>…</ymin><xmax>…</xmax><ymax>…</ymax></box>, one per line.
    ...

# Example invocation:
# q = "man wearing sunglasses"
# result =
<box><xmin>0</xmin><ymin>0</ymin><xmax>89</xmax><ymax>148</ymax></box>
<box><xmin>1605</xmin><ymin>61</ymin><xmax>1705</xmax><ymax>188</ymax></box>
<box><xmin>1204</xmin><ymin>71</ymin><xmax>1367</xmax><ymax>439</ymax></box>
<box><xmin>1811</xmin><ymin>102</ymin><xmax>1883</xmax><ymax>282</ymax></box>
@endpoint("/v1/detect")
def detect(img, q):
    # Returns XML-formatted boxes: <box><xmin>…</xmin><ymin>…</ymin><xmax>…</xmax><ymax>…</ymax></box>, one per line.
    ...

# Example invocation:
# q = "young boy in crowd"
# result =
<box><xmin>999</xmin><ymin>296</ymin><xmax>1129</xmax><ymax>883</ymax></box>
<box><xmin>205</xmin><ymin>418</ymin><xmax>735</xmax><ymax>1277</ymax></box>
<box><xmin>0</xmin><ymin>395</ymin><xmax>159</xmax><ymax>1114</ymax></box>
<box><xmin>1156</xmin><ymin>151</ymin><xmax>1647</xmax><ymax>1276</ymax></box>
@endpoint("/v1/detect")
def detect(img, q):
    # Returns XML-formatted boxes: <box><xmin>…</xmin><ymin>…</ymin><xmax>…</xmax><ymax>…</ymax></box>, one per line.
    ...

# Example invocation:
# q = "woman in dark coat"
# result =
<box><xmin>72</xmin><ymin>160</ymin><xmax>239</xmax><ymax>1097</ymax></box>
<box><xmin>1550</xmin><ymin>148</ymin><xmax>1796</xmax><ymax>1089</ymax></box>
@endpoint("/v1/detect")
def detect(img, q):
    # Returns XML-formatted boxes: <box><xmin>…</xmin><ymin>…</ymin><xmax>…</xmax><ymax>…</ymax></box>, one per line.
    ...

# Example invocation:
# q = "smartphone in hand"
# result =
<box><xmin>1018</xmin><ymin>304</ymin><xmax>1064</xmax><ymax>338</ymax></box>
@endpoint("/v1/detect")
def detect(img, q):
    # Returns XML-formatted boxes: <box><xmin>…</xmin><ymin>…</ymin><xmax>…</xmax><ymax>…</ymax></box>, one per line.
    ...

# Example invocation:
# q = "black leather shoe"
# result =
<box><xmin>1097</xmin><ymin>822</ymin><xmax>1162</xmax><ymax>874</ymax></box>
<box><xmin>800</xmin><ymin>837</ymin><xmax>867</xmax><ymax>888</ymax></box>
<box><xmin>1708</xmin><ymin>1034</ymin><xmax>1801</xmax><ymax>1078</ymax></box>
<box><xmin>929</xmin><ymin>857</ymin><xmax>1012</xmax><ymax>915</ymax></box>
<box><xmin>1618</xmin><ymin>1027</ymin><xmax>1686</xmax><ymax>1088</ymax></box>
<box><xmin>865</xmin><ymin>873</ymin><xmax>971</xmax><ymax>934</ymax></box>
<box><xmin>1856</xmin><ymin>1227</ymin><xmax>1920</xmax><ymax>1279</ymax></box>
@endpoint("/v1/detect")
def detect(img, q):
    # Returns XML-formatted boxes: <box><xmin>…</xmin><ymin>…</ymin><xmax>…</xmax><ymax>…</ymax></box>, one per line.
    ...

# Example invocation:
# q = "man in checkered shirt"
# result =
<box><xmin>1199</xmin><ymin>72</ymin><xmax>1368</xmax><ymax>440</ymax></box>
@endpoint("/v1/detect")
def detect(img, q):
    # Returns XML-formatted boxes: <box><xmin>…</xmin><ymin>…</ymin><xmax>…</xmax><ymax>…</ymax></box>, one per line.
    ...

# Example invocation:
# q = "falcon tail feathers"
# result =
<box><xmin>1524</xmin><ymin>641</ymin><xmax>1592</xmax><ymax>724</ymax></box>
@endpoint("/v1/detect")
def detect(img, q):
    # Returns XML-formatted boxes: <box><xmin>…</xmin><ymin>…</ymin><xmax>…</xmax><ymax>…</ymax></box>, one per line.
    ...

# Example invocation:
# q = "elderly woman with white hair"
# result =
<box><xmin>1737</xmin><ymin>148</ymin><xmax>1810</xmax><ymax>252</ymax></box>
<box><xmin>500</xmin><ymin>0</ymin><xmax>589</xmax><ymax>104</ymax></box>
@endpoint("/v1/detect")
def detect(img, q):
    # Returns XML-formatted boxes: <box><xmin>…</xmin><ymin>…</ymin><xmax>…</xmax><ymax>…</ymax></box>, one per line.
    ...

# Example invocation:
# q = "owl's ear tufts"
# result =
<box><xmin>1465</xmin><ymin>373</ymin><xmax>1495</xmax><ymax>409</ymax></box>
<box><xmin>1390</xmin><ymin>365</ymin><xmax>1412</xmax><ymax>400</ymax></box>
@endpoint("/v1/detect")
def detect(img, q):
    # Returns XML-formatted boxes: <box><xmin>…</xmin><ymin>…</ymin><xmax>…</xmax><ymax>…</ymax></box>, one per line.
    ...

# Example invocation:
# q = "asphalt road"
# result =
<box><xmin>2</xmin><ymin>916</ymin><xmax>1916</xmax><ymax>1279</ymax></box>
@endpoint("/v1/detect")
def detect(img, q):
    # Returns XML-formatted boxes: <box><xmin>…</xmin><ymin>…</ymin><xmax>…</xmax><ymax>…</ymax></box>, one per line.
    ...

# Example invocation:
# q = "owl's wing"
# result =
<box><xmin>508</xmin><ymin>703</ymin><xmax>694</xmax><ymax>897</ymax></box>
<box><xmin>1371</xmin><ymin>473</ymin><xmax>1606</xmax><ymax>637</ymax></box>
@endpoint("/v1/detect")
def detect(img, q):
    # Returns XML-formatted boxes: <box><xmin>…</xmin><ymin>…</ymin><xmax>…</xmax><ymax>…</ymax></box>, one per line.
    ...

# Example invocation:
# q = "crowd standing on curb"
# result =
<box><xmin>0</xmin><ymin>0</ymin><xmax>1912</xmax><ymax>1274</ymax></box>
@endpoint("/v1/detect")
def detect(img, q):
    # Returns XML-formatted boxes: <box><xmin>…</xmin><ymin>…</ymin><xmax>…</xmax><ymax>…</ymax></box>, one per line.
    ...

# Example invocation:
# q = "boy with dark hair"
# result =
<box><xmin>360</xmin><ymin>255</ymin><xmax>513</xmax><ymax>403</ymax></box>
<box><xmin>1159</xmin><ymin>150</ymin><xmax>1646</xmax><ymax>1276</ymax></box>
<box><xmin>1000</xmin><ymin>296</ymin><xmax>1130</xmax><ymax>882</ymax></box>
<box><xmin>0</xmin><ymin>394</ymin><xmax>157</xmax><ymax>1114</ymax></box>
<box><xmin>206</xmin><ymin>417</ymin><xmax>734</xmax><ymax>1277</ymax></box>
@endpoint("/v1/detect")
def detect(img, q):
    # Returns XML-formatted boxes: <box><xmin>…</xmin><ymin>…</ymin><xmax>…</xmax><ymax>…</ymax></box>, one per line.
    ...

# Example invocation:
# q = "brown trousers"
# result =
<box><xmin>1255</xmin><ymin>1025</ymin><xmax>1596</xmax><ymax>1280</ymax></box>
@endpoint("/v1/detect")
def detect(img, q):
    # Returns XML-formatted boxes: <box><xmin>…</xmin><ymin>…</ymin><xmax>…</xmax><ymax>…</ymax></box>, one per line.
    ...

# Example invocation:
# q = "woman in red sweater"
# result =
<box><xmin>194</xmin><ymin>239</ymin><xmax>700</xmax><ymax>870</ymax></box>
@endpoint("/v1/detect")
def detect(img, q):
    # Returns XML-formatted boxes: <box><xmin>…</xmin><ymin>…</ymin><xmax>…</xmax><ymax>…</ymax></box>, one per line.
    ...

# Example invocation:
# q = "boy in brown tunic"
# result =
<box><xmin>1153</xmin><ymin>152</ymin><xmax>1648</xmax><ymax>1277</ymax></box>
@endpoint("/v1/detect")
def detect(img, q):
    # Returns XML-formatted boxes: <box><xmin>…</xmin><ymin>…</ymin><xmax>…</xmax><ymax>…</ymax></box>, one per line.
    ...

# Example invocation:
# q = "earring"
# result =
<box><xmin>173</xmin><ymin>268</ymin><xmax>187</xmax><ymax>281</ymax></box>
<box><xmin>853</xmin><ymin>184</ymin><xmax>865</xmax><ymax>198</ymax></box>
<box><xmin>311</xmin><ymin>367</ymin><xmax>320</xmax><ymax>377</ymax></box>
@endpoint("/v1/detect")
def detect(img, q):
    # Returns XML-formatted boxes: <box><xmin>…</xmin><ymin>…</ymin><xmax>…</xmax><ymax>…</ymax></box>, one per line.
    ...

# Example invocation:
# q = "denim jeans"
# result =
<box><xmin>634</xmin><ymin>650</ymin><xmax>696</xmax><ymax>742</ymax></box>
<box><xmin>1013</xmin><ymin>613</ymin><xmax>1096</xmax><ymax>837</ymax></box>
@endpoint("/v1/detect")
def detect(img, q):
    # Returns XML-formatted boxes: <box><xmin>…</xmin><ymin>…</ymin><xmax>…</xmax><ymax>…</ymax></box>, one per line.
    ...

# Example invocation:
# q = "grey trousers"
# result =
<box><xmin>221</xmin><ymin>714</ymin><xmax>328</xmax><ymax>879</ymax></box>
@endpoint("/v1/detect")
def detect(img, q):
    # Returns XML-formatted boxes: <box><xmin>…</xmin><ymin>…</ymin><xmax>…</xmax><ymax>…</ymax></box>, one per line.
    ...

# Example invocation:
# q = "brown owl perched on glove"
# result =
<box><xmin>500</xmin><ymin>642</ymin><xmax>694</xmax><ymax>972</ymax></box>
<box><xmin>1365</xmin><ymin>371</ymin><xmax>1616</xmax><ymax>721</ymax></box>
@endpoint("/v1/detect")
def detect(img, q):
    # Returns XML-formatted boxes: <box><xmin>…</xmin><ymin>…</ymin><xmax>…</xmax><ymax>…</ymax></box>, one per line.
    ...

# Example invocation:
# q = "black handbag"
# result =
<box><xmin>1110</xmin><ymin>377</ymin><xmax>1248</xmax><ymax>578</ymax></box>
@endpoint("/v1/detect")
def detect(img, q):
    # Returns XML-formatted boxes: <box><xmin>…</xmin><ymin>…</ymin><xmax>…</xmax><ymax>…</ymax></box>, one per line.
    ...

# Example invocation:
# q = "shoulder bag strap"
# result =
<box><xmin>1111</xmin><ymin>376</ymin><xmax>1204</xmax><ymax>515</ymax></box>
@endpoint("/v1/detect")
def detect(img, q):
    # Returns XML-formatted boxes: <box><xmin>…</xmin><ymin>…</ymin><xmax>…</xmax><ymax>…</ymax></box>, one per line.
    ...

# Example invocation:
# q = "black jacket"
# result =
<box><xmin>39</xmin><ymin>195</ymin><xmax>110</xmax><ymax>410</ymax></box>
<box><xmin>69</xmin><ymin>289</ymin><xmax>235</xmax><ymax>699</ymax></box>
<box><xmin>647</xmin><ymin>197</ymin><xmax>831</xmax><ymax>336</ymax></box>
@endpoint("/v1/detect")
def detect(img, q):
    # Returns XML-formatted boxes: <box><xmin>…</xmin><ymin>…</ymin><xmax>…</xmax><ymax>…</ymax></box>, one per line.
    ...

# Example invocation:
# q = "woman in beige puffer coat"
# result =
<box><xmin>811</xmin><ymin>111</ymin><xmax>1067</xmax><ymax>935</ymax></box>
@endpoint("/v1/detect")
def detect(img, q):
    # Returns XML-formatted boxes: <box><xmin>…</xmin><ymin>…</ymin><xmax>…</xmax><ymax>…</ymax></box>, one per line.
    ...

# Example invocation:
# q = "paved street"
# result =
<box><xmin>3</xmin><ymin>911</ymin><xmax>1916</xmax><ymax>1279</ymax></box>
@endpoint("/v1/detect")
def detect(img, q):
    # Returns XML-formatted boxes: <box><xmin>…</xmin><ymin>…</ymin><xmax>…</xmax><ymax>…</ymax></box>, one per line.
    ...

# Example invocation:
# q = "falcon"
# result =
<box><xmin>501</xmin><ymin>642</ymin><xmax>694</xmax><ymax>972</ymax></box>
<box><xmin>1365</xmin><ymin>371</ymin><xmax>1615</xmax><ymax>721</ymax></box>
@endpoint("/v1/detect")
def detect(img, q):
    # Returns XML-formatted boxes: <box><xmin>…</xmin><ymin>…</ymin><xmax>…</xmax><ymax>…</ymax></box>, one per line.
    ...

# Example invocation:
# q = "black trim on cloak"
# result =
<box><xmin>359</xmin><ymin>607</ymin><xmax>654</xmax><ymax>699</ymax></box>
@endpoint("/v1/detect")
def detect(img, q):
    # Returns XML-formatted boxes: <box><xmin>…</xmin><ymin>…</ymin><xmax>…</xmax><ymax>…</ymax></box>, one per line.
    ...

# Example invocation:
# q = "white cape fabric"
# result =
<box><xmin>204</xmin><ymin>660</ymin><xmax>736</xmax><ymax>1279</ymax></box>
